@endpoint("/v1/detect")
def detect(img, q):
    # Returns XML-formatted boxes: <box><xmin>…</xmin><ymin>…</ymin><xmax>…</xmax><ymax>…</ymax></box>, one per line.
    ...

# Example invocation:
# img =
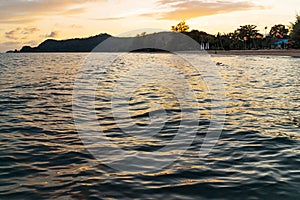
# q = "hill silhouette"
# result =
<box><xmin>17</xmin><ymin>32</ymin><xmax>203</xmax><ymax>53</ymax></box>
<box><xmin>19</xmin><ymin>33</ymin><xmax>111</xmax><ymax>52</ymax></box>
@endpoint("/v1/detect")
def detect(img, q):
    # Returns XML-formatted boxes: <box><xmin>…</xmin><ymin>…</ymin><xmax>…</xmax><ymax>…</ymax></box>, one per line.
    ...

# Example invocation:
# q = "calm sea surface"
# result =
<box><xmin>0</xmin><ymin>53</ymin><xmax>299</xmax><ymax>199</ymax></box>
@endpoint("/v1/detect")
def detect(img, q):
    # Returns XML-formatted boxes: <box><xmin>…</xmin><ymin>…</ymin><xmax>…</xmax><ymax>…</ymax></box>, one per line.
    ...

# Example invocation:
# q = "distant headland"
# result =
<box><xmin>9</xmin><ymin>33</ymin><xmax>111</xmax><ymax>53</ymax></box>
<box><xmin>8</xmin><ymin>32</ymin><xmax>210</xmax><ymax>53</ymax></box>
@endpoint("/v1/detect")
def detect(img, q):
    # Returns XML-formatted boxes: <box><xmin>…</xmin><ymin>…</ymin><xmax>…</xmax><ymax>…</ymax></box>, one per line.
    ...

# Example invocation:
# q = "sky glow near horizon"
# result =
<box><xmin>0</xmin><ymin>0</ymin><xmax>299</xmax><ymax>52</ymax></box>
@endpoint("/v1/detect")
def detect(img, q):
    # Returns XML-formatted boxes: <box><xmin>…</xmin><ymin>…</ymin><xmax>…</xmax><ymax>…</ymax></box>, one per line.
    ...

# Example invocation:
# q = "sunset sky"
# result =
<box><xmin>0</xmin><ymin>0</ymin><xmax>299</xmax><ymax>52</ymax></box>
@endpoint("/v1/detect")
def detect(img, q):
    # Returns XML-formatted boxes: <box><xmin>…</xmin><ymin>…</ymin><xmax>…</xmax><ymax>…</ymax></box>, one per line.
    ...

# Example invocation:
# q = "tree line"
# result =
<box><xmin>170</xmin><ymin>15</ymin><xmax>300</xmax><ymax>50</ymax></box>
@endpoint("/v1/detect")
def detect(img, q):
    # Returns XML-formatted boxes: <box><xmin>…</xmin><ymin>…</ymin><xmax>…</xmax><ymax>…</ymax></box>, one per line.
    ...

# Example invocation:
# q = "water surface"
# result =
<box><xmin>0</xmin><ymin>53</ymin><xmax>299</xmax><ymax>199</ymax></box>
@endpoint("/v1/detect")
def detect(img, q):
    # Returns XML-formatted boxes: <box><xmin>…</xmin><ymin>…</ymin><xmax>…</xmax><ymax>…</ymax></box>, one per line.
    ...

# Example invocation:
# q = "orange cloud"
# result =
<box><xmin>144</xmin><ymin>0</ymin><xmax>265</xmax><ymax>20</ymax></box>
<box><xmin>0</xmin><ymin>0</ymin><xmax>104</xmax><ymax>24</ymax></box>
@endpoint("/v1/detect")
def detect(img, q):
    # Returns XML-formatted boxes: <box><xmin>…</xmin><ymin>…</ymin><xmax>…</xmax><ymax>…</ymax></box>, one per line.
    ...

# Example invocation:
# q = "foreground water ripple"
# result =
<box><xmin>0</xmin><ymin>53</ymin><xmax>299</xmax><ymax>199</ymax></box>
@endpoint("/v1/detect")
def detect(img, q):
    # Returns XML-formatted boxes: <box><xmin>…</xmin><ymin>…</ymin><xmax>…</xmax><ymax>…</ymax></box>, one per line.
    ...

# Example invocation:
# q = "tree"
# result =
<box><xmin>290</xmin><ymin>15</ymin><xmax>300</xmax><ymax>48</ymax></box>
<box><xmin>186</xmin><ymin>30</ymin><xmax>208</xmax><ymax>42</ymax></box>
<box><xmin>236</xmin><ymin>25</ymin><xmax>259</xmax><ymax>49</ymax></box>
<box><xmin>171</xmin><ymin>21</ymin><xmax>190</xmax><ymax>32</ymax></box>
<box><xmin>136</xmin><ymin>32</ymin><xmax>147</xmax><ymax>37</ymax></box>
<box><xmin>236</xmin><ymin>25</ymin><xmax>259</xmax><ymax>39</ymax></box>
<box><xmin>269</xmin><ymin>24</ymin><xmax>289</xmax><ymax>38</ymax></box>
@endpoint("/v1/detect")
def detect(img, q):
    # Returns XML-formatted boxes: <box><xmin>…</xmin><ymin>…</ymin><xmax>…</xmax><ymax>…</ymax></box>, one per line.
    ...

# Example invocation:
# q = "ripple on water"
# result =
<box><xmin>0</xmin><ymin>53</ymin><xmax>299</xmax><ymax>199</ymax></box>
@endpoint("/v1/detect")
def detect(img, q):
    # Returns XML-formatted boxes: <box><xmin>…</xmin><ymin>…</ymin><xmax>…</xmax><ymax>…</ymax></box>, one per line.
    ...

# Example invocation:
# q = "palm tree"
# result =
<box><xmin>236</xmin><ymin>25</ymin><xmax>259</xmax><ymax>49</ymax></box>
<box><xmin>269</xmin><ymin>24</ymin><xmax>289</xmax><ymax>38</ymax></box>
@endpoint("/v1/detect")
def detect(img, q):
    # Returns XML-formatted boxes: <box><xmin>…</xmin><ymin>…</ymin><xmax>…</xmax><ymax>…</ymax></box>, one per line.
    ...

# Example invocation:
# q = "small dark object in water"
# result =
<box><xmin>289</xmin><ymin>113</ymin><xmax>300</xmax><ymax>127</ymax></box>
<box><xmin>292</xmin><ymin>117</ymin><xmax>300</xmax><ymax>127</ymax></box>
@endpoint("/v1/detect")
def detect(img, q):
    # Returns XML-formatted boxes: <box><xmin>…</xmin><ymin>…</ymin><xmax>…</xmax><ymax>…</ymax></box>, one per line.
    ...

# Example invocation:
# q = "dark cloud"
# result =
<box><xmin>5</xmin><ymin>28</ymin><xmax>21</xmax><ymax>40</ymax></box>
<box><xmin>5</xmin><ymin>27</ymin><xmax>40</xmax><ymax>40</ymax></box>
<box><xmin>22</xmin><ymin>27</ymin><xmax>40</xmax><ymax>35</ymax></box>
<box><xmin>44</xmin><ymin>31</ymin><xmax>59</xmax><ymax>38</ymax></box>
<box><xmin>144</xmin><ymin>0</ymin><xmax>264</xmax><ymax>20</ymax></box>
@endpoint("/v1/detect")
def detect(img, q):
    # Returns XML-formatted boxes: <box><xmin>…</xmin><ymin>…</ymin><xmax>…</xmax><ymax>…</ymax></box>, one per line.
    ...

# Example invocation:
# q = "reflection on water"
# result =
<box><xmin>0</xmin><ymin>53</ymin><xmax>299</xmax><ymax>199</ymax></box>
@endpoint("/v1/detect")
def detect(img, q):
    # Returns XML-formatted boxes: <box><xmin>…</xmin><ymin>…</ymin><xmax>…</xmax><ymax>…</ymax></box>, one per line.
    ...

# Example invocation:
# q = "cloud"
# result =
<box><xmin>158</xmin><ymin>0</ymin><xmax>181</xmax><ymax>4</ymax></box>
<box><xmin>0</xmin><ymin>18</ymin><xmax>38</xmax><ymax>24</ymax></box>
<box><xmin>0</xmin><ymin>40</ymin><xmax>39</xmax><ymax>52</ymax></box>
<box><xmin>5</xmin><ymin>28</ymin><xmax>21</xmax><ymax>40</ymax></box>
<box><xmin>4</xmin><ymin>27</ymin><xmax>40</xmax><ymax>40</ymax></box>
<box><xmin>64</xmin><ymin>8</ymin><xmax>87</xmax><ymax>15</ymax></box>
<box><xmin>144</xmin><ymin>0</ymin><xmax>265</xmax><ymax>20</ymax></box>
<box><xmin>0</xmin><ymin>41</ymin><xmax>21</xmax><ymax>52</ymax></box>
<box><xmin>24</xmin><ymin>40</ymin><xmax>39</xmax><ymax>47</ymax></box>
<box><xmin>44</xmin><ymin>31</ymin><xmax>59</xmax><ymax>38</ymax></box>
<box><xmin>0</xmin><ymin>0</ymin><xmax>105</xmax><ymax>24</ymax></box>
<box><xmin>1</xmin><ymin>41</ymin><xmax>21</xmax><ymax>46</ymax></box>
<box><xmin>92</xmin><ymin>17</ymin><xmax>125</xmax><ymax>21</ymax></box>
<box><xmin>22</xmin><ymin>27</ymin><xmax>40</xmax><ymax>35</ymax></box>
<box><xmin>70</xmin><ymin>24</ymin><xmax>84</xmax><ymax>29</ymax></box>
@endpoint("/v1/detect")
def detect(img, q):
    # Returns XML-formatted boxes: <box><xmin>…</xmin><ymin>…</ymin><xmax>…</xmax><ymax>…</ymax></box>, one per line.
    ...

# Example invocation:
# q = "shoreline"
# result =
<box><xmin>208</xmin><ymin>49</ymin><xmax>300</xmax><ymax>57</ymax></box>
<box><xmin>3</xmin><ymin>49</ymin><xmax>300</xmax><ymax>57</ymax></box>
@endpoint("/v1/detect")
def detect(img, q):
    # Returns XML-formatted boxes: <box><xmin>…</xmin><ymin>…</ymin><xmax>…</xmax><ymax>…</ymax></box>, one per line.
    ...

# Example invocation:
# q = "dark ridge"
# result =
<box><xmin>18</xmin><ymin>33</ymin><xmax>111</xmax><ymax>52</ymax></box>
<box><xmin>13</xmin><ymin>32</ymin><xmax>203</xmax><ymax>53</ymax></box>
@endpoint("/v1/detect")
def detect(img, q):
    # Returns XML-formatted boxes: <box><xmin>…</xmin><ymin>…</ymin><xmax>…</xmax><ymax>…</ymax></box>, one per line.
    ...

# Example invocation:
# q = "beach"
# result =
<box><xmin>208</xmin><ymin>49</ymin><xmax>300</xmax><ymax>57</ymax></box>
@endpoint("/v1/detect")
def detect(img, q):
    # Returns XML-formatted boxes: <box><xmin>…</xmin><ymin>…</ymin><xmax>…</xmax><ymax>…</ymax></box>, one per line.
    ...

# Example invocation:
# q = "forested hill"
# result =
<box><xmin>19</xmin><ymin>33</ymin><xmax>111</xmax><ymax>52</ymax></box>
<box><xmin>16</xmin><ymin>32</ymin><xmax>203</xmax><ymax>53</ymax></box>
